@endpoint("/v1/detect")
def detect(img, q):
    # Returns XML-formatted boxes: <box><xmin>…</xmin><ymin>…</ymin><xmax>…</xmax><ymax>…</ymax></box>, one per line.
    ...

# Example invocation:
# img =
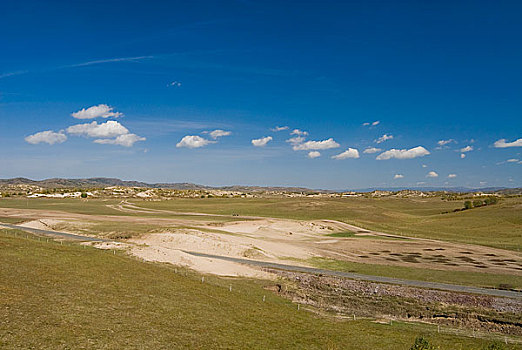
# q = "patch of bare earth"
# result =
<box><xmin>267</xmin><ymin>269</ymin><xmax>522</xmax><ymax>336</ymax></box>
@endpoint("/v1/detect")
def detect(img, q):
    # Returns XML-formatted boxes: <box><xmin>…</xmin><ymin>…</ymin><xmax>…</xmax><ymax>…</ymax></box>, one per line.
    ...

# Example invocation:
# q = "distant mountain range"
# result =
<box><xmin>0</xmin><ymin>177</ymin><xmax>519</xmax><ymax>194</ymax></box>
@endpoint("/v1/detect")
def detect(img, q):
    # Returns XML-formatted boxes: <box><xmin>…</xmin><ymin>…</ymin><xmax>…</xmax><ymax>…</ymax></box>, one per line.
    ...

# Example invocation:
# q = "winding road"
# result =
<box><xmin>1</xmin><ymin>222</ymin><xmax>520</xmax><ymax>299</ymax></box>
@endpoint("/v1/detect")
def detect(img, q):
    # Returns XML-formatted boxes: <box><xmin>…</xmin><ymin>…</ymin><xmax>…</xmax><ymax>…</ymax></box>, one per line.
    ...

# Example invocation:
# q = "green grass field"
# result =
<box><xmin>0</xmin><ymin>229</ymin><xmax>514</xmax><ymax>350</ymax></box>
<box><xmin>307</xmin><ymin>257</ymin><xmax>522</xmax><ymax>290</ymax></box>
<box><xmin>1</xmin><ymin>196</ymin><xmax>520</xmax><ymax>250</ymax></box>
<box><xmin>130</xmin><ymin>196</ymin><xmax>522</xmax><ymax>250</ymax></box>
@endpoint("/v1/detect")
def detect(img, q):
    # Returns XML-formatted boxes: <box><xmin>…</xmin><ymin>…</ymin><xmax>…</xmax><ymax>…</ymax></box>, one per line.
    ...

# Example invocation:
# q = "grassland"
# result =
<box><xmin>307</xmin><ymin>257</ymin><xmax>522</xmax><ymax>290</ymax></box>
<box><xmin>130</xmin><ymin>197</ymin><xmax>522</xmax><ymax>251</ymax></box>
<box><xmin>1</xmin><ymin>196</ymin><xmax>520</xmax><ymax>250</ymax></box>
<box><xmin>0</xmin><ymin>229</ymin><xmax>514</xmax><ymax>350</ymax></box>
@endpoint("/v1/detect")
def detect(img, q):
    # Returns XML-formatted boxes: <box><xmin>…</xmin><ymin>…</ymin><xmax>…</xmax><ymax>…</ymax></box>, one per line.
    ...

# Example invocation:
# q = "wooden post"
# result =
<box><xmin>229</xmin><ymin>285</ymin><xmax>232</xmax><ymax>292</ymax></box>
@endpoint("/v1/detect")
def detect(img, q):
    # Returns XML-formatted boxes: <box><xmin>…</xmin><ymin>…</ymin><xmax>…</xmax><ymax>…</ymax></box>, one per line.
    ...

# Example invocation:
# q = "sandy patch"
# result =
<box><xmin>131</xmin><ymin>244</ymin><xmax>273</xmax><ymax>278</ymax></box>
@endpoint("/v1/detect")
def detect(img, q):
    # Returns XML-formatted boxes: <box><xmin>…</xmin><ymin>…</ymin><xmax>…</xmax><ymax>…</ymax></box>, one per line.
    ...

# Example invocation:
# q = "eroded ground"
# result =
<box><xmin>1</xmin><ymin>201</ymin><xmax>521</xmax><ymax>281</ymax></box>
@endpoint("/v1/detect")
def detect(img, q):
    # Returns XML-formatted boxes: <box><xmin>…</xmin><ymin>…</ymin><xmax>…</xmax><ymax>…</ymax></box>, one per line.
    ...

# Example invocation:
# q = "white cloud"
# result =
<box><xmin>460</xmin><ymin>153</ymin><xmax>466</xmax><ymax>159</ymax></box>
<box><xmin>67</xmin><ymin>121</ymin><xmax>129</xmax><ymax>138</ymax></box>
<box><xmin>71</xmin><ymin>104</ymin><xmax>122</xmax><ymax>119</ymax></box>
<box><xmin>94</xmin><ymin>134</ymin><xmax>146</xmax><ymax>147</ymax></box>
<box><xmin>363</xmin><ymin>147</ymin><xmax>382</xmax><ymax>154</ymax></box>
<box><xmin>376</xmin><ymin>146</ymin><xmax>430</xmax><ymax>160</ymax></box>
<box><xmin>331</xmin><ymin>148</ymin><xmax>360</xmax><ymax>160</ymax></box>
<box><xmin>363</xmin><ymin>121</ymin><xmax>380</xmax><ymax>126</ymax></box>
<box><xmin>169</xmin><ymin>81</ymin><xmax>182</xmax><ymax>87</ymax></box>
<box><xmin>25</xmin><ymin>130</ymin><xmax>67</xmax><ymax>145</ymax></box>
<box><xmin>507</xmin><ymin>158</ymin><xmax>520</xmax><ymax>163</ymax></box>
<box><xmin>251</xmin><ymin>136</ymin><xmax>272</xmax><ymax>147</ymax></box>
<box><xmin>209</xmin><ymin>129</ymin><xmax>231</xmax><ymax>139</ymax></box>
<box><xmin>460</xmin><ymin>145</ymin><xmax>473</xmax><ymax>153</ymax></box>
<box><xmin>394</xmin><ymin>174</ymin><xmax>404</xmax><ymax>179</ymax></box>
<box><xmin>437</xmin><ymin>139</ymin><xmax>455</xmax><ymax>146</ymax></box>
<box><xmin>448</xmin><ymin>174</ymin><xmax>457</xmax><ymax>178</ymax></box>
<box><xmin>375</xmin><ymin>134</ymin><xmax>393</xmax><ymax>144</ymax></box>
<box><xmin>422</xmin><ymin>164</ymin><xmax>427</xmax><ymax>168</ymax></box>
<box><xmin>291</xmin><ymin>129</ymin><xmax>308</xmax><ymax>136</ymax></box>
<box><xmin>176</xmin><ymin>135</ymin><xmax>214</xmax><ymax>148</ymax></box>
<box><xmin>493</xmin><ymin>138</ymin><xmax>522</xmax><ymax>148</ymax></box>
<box><xmin>427</xmin><ymin>171</ymin><xmax>439</xmax><ymax>178</ymax></box>
<box><xmin>293</xmin><ymin>138</ymin><xmax>340</xmax><ymax>151</ymax></box>
<box><xmin>271</xmin><ymin>126</ymin><xmax>289</xmax><ymax>132</ymax></box>
<box><xmin>308</xmin><ymin>151</ymin><xmax>321</xmax><ymax>158</ymax></box>
<box><xmin>286</xmin><ymin>136</ymin><xmax>306</xmax><ymax>145</ymax></box>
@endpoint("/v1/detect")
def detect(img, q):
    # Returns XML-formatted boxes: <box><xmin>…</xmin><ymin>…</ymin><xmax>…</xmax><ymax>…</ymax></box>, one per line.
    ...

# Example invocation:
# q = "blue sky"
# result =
<box><xmin>0</xmin><ymin>0</ymin><xmax>521</xmax><ymax>189</ymax></box>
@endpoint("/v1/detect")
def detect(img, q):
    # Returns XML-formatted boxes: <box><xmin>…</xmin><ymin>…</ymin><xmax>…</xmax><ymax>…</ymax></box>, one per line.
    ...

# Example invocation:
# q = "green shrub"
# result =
<box><xmin>473</xmin><ymin>199</ymin><xmax>484</xmax><ymax>208</ymax></box>
<box><xmin>410</xmin><ymin>336</ymin><xmax>437</xmax><ymax>350</ymax></box>
<box><xmin>464</xmin><ymin>200</ymin><xmax>473</xmax><ymax>210</ymax></box>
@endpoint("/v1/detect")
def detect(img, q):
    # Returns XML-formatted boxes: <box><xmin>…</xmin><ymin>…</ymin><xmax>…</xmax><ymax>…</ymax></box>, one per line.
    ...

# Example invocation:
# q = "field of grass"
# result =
<box><xmin>131</xmin><ymin>197</ymin><xmax>522</xmax><ymax>251</ymax></box>
<box><xmin>307</xmin><ymin>257</ymin><xmax>522</xmax><ymax>290</ymax></box>
<box><xmin>0</xmin><ymin>228</ymin><xmax>513</xmax><ymax>349</ymax></box>
<box><xmin>1</xmin><ymin>197</ymin><xmax>520</xmax><ymax>250</ymax></box>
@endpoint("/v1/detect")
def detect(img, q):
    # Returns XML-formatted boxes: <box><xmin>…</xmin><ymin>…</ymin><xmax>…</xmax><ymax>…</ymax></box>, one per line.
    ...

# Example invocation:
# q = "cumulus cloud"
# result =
<box><xmin>291</xmin><ymin>129</ymin><xmax>308</xmax><ymax>136</ymax></box>
<box><xmin>376</xmin><ymin>146</ymin><xmax>430</xmax><ymax>160</ymax></box>
<box><xmin>448</xmin><ymin>174</ymin><xmax>457</xmax><ymax>178</ymax></box>
<box><xmin>286</xmin><ymin>136</ymin><xmax>306</xmax><ymax>145</ymax></box>
<box><xmin>25</xmin><ymin>130</ymin><xmax>67</xmax><ymax>145</ymax></box>
<box><xmin>67</xmin><ymin>121</ymin><xmax>129</xmax><ymax>138</ymax></box>
<box><xmin>493</xmin><ymin>138</ymin><xmax>522</xmax><ymax>148</ymax></box>
<box><xmin>393</xmin><ymin>174</ymin><xmax>404</xmax><ymax>179</ymax></box>
<box><xmin>363</xmin><ymin>147</ymin><xmax>382</xmax><ymax>154</ymax></box>
<box><xmin>422</xmin><ymin>164</ymin><xmax>427</xmax><ymax>168</ymax></box>
<box><xmin>363</xmin><ymin>121</ymin><xmax>380</xmax><ymax>126</ymax></box>
<box><xmin>209</xmin><ymin>129</ymin><xmax>231</xmax><ymax>139</ymax></box>
<box><xmin>94</xmin><ymin>134</ymin><xmax>146</xmax><ymax>147</ymax></box>
<box><xmin>293</xmin><ymin>138</ymin><xmax>340</xmax><ymax>151</ymax></box>
<box><xmin>460</xmin><ymin>153</ymin><xmax>466</xmax><ymax>159</ymax></box>
<box><xmin>176</xmin><ymin>135</ymin><xmax>214</xmax><ymax>148</ymax></box>
<box><xmin>331</xmin><ymin>148</ymin><xmax>360</xmax><ymax>160</ymax></box>
<box><xmin>71</xmin><ymin>104</ymin><xmax>122</xmax><ymax>119</ymax></box>
<box><xmin>271</xmin><ymin>126</ymin><xmax>289</xmax><ymax>132</ymax></box>
<box><xmin>251</xmin><ymin>136</ymin><xmax>272</xmax><ymax>147</ymax></box>
<box><xmin>66</xmin><ymin>120</ymin><xmax>145</xmax><ymax>147</ymax></box>
<box><xmin>375</xmin><ymin>134</ymin><xmax>393</xmax><ymax>144</ymax></box>
<box><xmin>168</xmin><ymin>81</ymin><xmax>182</xmax><ymax>87</ymax></box>
<box><xmin>507</xmin><ymin>158</ymin><xmax>520</xmax><ymax>163</ymax></box>
<box><xmin>308</xmin><ymin>151</ymin><xmax>321</xmax><ymax>158</ymax></box>
<box><xmin>427</xmin><ymin>171</ymin><xmax>439</xmax><ymax>178</ymax></box>
<box><xmin>437</xmin><ymin>139</ymin><xmax>455</xmax><ymax>146</ymax></box>
<box><xmin>460</xmin><ymin>145</ymin><xmax>473</xmax><ymax>153</ymax></box>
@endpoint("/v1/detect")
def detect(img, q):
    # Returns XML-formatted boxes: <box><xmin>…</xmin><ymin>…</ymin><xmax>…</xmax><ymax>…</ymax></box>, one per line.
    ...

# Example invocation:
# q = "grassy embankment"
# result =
<box><xmin>0</xmin><ymin>228</ymin><xmax>515</xmax><ymax>349</ymax></box>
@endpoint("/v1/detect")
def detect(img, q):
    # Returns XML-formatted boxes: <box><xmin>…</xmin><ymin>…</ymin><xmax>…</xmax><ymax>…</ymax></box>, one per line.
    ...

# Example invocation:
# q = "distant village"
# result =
<box><xmin>0</xmin><ymin>183</ymin><xmax>513</xmax><ymax>201</ymax></box>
